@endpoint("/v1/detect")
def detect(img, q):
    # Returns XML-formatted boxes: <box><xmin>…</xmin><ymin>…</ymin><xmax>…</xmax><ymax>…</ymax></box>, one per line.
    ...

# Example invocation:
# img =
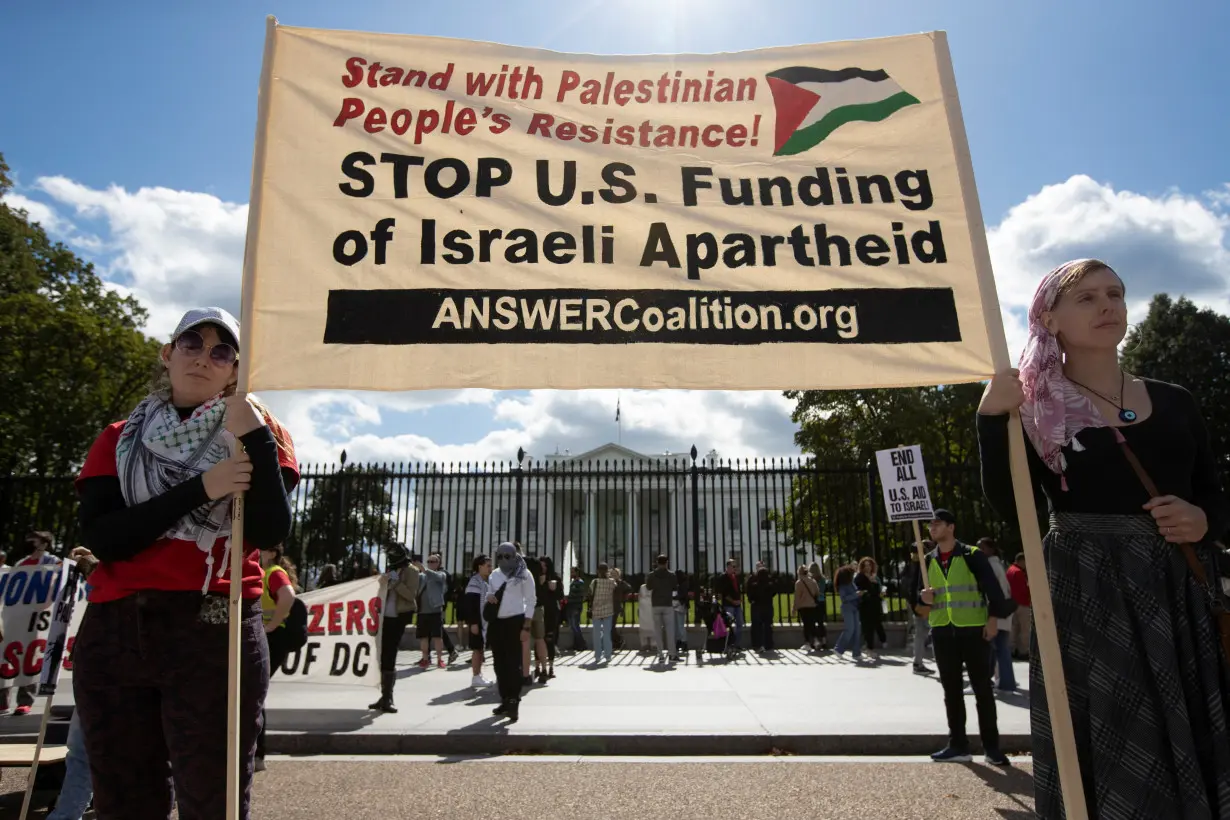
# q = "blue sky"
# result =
<box><xmin>3</xmin><ymin>0</ymin><xmax>1229</xmax><ymax>464</ymax></box>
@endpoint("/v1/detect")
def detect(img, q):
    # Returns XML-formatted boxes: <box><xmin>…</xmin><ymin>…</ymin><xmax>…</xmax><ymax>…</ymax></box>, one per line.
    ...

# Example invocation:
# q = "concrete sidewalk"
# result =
<box><xmin>264</xmin><ymin>646</ymin><xmax>1032</xmax><ymax>756</ymax></box>
<box><xmin>0</xmin><ymin>647</ymin><xmax>1032</xmax><ymax>757</ymax></box>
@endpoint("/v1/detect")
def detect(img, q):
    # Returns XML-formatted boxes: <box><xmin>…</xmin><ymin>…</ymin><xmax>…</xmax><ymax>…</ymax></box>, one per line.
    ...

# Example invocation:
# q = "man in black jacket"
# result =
<box><xmin>920</xmin><ymin>509</ymin><xmax>1015</xmax><ymax>766</ymax></box>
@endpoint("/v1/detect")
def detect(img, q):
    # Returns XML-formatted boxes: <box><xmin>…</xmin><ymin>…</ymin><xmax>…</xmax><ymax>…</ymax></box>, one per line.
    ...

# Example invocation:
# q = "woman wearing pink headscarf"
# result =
<box><xmin>978</xmin><ymin>259</ymin><xmax>1230</xmax><ymax>819</ymax></box>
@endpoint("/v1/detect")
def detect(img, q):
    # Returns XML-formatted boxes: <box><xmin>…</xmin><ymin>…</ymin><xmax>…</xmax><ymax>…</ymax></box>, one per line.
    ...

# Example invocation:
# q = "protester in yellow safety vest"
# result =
<box><xmin>256</xmin><ymin>545</ymin><xmax>299</xmax><ymax>773</ymax></box>
<box><xmin>919</xmin><ymin>509</ymin><xmax>1015</xmax><ymax>766</ymax></box>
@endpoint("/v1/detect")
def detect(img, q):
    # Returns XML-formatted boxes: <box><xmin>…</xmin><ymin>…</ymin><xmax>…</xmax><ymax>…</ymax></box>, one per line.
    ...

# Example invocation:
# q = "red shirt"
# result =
<box><xmin>1006</xmin><ymin>564</ymin><xmax>1031</xmax><ymax>607</ymax></box>
<box><xmin>266</xmin><ymin>568</ymin><xmax>291</xmax><ymax>598</ymax></box>
<box><xmin>76</xmin><ymin>419</ymin><xmax>298</xmax><ymax>603</ymax></box>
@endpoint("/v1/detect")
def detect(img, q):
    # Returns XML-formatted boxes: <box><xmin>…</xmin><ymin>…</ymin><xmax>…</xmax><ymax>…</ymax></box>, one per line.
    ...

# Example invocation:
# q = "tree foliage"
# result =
<box><xmin>778</xmin><ymin>385</ymin><xmax>994</xmax><ymax>566</ymax></box>
<box><xmin>0</xmin><ymin>151</ymin><xmax>162</xmax><ymax>476</ymax></box>
<box><xmin>286</xmin><ymin>465</ymin><xmax>403</xmax><ymax>577</ymax></box>
<box><xmin>1121</xmin><ymin>294</ymin><xmax>1230</xmax><ymax>481</ymax></box>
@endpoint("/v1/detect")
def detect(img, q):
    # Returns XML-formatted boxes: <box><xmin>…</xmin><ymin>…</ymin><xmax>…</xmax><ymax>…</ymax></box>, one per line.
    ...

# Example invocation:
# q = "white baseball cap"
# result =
<box><xmin>172</xmin><ymin>307</ymin><xmax>241</xmax><ymax>349</ymax></box>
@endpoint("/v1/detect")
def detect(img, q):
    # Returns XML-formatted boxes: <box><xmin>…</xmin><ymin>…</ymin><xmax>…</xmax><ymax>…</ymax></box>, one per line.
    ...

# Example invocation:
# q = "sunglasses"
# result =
<box><xmin>175</xmin><ymin>329</ymin><xmax>238</xmax><ymax>367</ymax></box>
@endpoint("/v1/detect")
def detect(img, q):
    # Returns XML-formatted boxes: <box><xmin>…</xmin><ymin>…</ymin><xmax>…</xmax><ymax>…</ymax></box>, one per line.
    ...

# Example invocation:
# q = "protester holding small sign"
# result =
<box><xmin>979</xmin><ymin>259</ymin><xmax>1230</xmax><ymax>818</ymax></box>
<box><xmin>72</xmin><ymin>307</ymin><xmax>297</xmax><ymax>820</ymax></box>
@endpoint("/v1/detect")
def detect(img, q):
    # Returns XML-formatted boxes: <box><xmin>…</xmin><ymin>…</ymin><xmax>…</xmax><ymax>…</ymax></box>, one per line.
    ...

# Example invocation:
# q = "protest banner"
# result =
<box><xmin>0</xmin><ymin>564</ymin><xmax>87</xmax><ymax>690</ymax></box>
<box><xmin>38</xmin><ymin>561</ymin><xmax>84</xmax><ymax>697</ymax></box>
<box><xmin>227</xmin><ymin>19</ymin><xmax>1085</xmax><ymax>819</ymax></box>
<box><xmin>875</xmin><ymin>445</ymin><xmax>934</xmax><ymax>524</ymax></box>
<box><xmin>274</xmin><ymin>576</ymin><xmax>383</xmax><ymax>688</ymax></box>
<box><xmin>239</xmin><ymin>24</ymin><xmax>1004</xmax><ymax>393</ymax></box>
<box><xmin>876</xmin><ymin>444</ymin><xmax>935</xmax><ymax>611</ymax></box>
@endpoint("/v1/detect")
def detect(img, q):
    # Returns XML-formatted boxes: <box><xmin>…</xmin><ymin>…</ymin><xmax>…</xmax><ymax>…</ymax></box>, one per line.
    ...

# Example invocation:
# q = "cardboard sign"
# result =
<box><xmin>875</xmin><ymin>445</ymin><xmax>934</xmax><ymax>522</ymax></box>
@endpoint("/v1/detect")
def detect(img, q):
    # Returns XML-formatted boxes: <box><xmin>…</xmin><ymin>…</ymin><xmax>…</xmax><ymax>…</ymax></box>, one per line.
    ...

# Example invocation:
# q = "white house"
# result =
<box><xmin>412</xmin><ymin>442</ymin><xmax>820</xmax><ymax>576</ymax></box>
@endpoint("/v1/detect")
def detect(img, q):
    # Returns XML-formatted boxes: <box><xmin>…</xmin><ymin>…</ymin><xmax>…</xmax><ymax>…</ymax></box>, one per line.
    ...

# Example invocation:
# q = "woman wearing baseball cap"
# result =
<box><xmin>73</xmin><ymin>307</ymin><xmax>298</xmax><ymax>819</ymax></box>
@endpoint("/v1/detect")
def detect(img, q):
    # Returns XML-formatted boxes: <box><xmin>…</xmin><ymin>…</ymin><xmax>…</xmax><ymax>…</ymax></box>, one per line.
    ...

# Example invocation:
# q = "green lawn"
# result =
<box><xmin>443</xmin><ymin>593</ymin><xmax>908</xmax><ymax>626</ymax></box>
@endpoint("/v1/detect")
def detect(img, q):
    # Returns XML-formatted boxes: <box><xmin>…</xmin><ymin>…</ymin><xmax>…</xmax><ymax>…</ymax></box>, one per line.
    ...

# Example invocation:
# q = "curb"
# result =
<box><xmin>266</xmin><ymin>732</ymin><xmax>1033</xmax><ymax>757</ymax></box>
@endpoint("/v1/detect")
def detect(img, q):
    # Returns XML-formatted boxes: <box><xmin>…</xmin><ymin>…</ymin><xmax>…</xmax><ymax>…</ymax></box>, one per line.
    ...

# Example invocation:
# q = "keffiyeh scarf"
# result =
<box><xmin>115</xmin><ymin>393</ymin><xmax>237</xmax><ymax>591</ymax></box>
<box><xmin>1018</xmin><ymin>260</ymin><xmax>1110</xmax><ymax>487</ymax></box>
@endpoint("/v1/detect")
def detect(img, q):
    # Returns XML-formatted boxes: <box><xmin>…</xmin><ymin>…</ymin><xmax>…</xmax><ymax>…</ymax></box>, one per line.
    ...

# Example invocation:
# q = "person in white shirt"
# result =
<box><xmin>486</xmin><ymin>542</ymin><xmax>536</xmax><ymax>722</ymax></box>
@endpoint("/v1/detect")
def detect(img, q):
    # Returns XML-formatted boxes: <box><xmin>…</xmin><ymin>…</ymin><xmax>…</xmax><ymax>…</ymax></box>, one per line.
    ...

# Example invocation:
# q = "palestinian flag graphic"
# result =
<box><xmin>766</xmin><ymin>67</ymin><xmax>920</xmax><ymax>156</ymax></box>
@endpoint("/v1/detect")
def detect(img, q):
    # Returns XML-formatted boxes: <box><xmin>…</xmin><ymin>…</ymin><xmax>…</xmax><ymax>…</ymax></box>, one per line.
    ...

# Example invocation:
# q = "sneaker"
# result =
<box><xmin>931</xmin><ymin>746</ymin><xmax>972</xmax><ymax>763</ymax></box>
<box><xmin>14</xmin><ymin>706</ymin><xmax>30</xmax><ymax>716</ymax></box>
<box><xmin>417</xmin><ymin>658</ymin><xmax>431</xmax><ymax>669</ymax></box>
<box><xmin>471</xmin><ymin>675</ymin><xmax>492</xmax><ymax>688</ymax></box>
<box><xmin>438</xmin><ymin>658</ymin><xmax>447</xmax><ymax>669</ymax></box>
<box><xmin>254</xmin><ymin>757</ymin><xmax>267</xmax><ymax>773</ymax></box>
<box><xmin>984</xmin><ymin>749</ymin><xmax>1012</xmax><ymax>767</ymax></box>
<box><xmin>914</xmin><ymin>662</ymin><xmax>933</xmax><ymax>675</ymax></box>
<box><xmin>449</xmin><ymin>650</ymin><xmax>459</xmax><ymax>664</ymax></box>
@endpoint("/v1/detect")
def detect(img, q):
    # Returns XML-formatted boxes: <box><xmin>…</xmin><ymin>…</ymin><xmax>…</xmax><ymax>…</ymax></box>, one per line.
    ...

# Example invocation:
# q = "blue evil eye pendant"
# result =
<box><xmin>1119</xmin><ymin>409</ymin><xmax>1137</xmax><ymax>423</ymax></box>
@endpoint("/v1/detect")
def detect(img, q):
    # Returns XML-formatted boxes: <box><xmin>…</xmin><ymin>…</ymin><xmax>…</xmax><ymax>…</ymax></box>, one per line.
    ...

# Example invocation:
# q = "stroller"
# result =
<box><xmin>696</xmin><ymin>597</ymin><xmax>739</xmax><ymax>664</ymax></box>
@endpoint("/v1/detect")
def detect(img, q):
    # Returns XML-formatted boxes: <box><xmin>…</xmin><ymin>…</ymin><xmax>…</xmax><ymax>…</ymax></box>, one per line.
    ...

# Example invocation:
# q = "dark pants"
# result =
<box><xmin>73</xmin><ymin>592</ymin><xmax>269</xmax><ymax>820</ymax></box>
<box><xmin>489</xmin><ymin>615</ymin><xmax>525</xmax><ymax>702</ymax></box>
<box><xmin>380</xmin><ymin>613</ymin><xmax>412</xmax><ymax>673</ymax></box>
<box><xmin>933</xmin><ymin>624</ymin><xmax>999</xmax><ymax>751</ymax></box>
<box><xmin>799</xmin><ymin>607</ymin><xmax>821</xmax><ymax>645</ymax></box>
<box><xmin>750</xmin><ymin>605</ymin><xmax>774</xmax><ymax>649</ymax></box>
<box><xmin>256</xmin><ymin>625</ymin><xmax>292</xmax><ymax>759</ymax></box>
<box><xmin>565</xmin><ymin>606</ymin><xmax>585</xmax><ymax>648</ymax></box>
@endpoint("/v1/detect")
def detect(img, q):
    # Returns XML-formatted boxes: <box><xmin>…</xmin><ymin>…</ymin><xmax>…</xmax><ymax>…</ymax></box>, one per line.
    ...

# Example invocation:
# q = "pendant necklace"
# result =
<box><xmin>1067</xmin><ymin>370</ymin><xmax>1137</xmax><ymax>423</ymax></box>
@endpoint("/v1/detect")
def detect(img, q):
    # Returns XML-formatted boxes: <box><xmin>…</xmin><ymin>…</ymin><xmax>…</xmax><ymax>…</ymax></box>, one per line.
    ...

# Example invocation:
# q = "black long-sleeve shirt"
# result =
<box><xmin>77</xmin><ymin>426</ymin><xmax>294</xmax><ymax>563</ymax></box>
<box><xmin>978</xmin><ymin>379</ymin><xmax>1228</xmax><ymax>542</ymax></box>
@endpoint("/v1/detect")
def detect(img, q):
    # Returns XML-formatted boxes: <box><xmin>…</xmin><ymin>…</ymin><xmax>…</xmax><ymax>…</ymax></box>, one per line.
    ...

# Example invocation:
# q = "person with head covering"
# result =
<box><xmin>72</xmin><ymin>307</ymin><xmax>298</xmax><ymax>819</ymax></box>
<box><xmin>370</xmin><ymin>543</ymin><xmax>418</xmax><ymax>713</ymax></box>
<box><xmin>486</xmin><ymin>542</ymin><xmax>536</xmax><ymax>722</ymax></box>
<box><xmin>978</xmin><ymin>259</ymin><xmax>1230</xmax><ymax>817</ymax></box>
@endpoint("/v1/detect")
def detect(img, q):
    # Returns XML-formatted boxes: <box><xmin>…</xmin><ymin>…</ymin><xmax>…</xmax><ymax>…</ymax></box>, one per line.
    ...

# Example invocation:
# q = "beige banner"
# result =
<box><xmin>243</xmin><ymin>24</ymin><xmax>1003</xmax><ymax>392</ymax></box>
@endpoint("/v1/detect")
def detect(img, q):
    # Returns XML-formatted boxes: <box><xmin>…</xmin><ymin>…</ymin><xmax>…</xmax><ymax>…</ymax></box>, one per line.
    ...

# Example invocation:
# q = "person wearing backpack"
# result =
<box><xmin>256</xmin><ymin>544</ymin><xmax>300</xmax><ymax>773</ymax></box>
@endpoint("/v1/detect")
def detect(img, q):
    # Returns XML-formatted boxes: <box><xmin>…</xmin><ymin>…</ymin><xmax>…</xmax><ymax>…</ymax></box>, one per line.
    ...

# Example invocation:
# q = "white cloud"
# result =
<box><xmin>988</xmin><ymin>174</ymin><xmax>1230</xmax><ymax>359</ymax></box>
<box><xmin>10</xmin><ymin>171</ymin><xmax>1229</xmax><ymax>468</ymax></box>
<box><xmin>34</xmin><ymin>176</ymin><xmax>249</xmax><ymax>338</ymax></box>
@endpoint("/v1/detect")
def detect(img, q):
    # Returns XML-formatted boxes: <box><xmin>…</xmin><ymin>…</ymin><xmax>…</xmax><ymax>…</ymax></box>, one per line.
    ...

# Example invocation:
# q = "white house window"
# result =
<box><xmin>527</xmin><ymin>509</ymin><xmax>539</xmax><ymax>532</ymax></box>
<box><xmin>464</xmin><ymin>509</ymin><xmax>476</xmax><ymax>532</ymax></box>
<box><xmin>430</xmin><ymin>509</ymin><xmax>444</xmax><ymax>532</ymax></box>
<box><xmin>728</xmin><ymin>506</ymin><xmax>741</xmax><ymax>531</ymax></box>
<box><xmin>495</xmin><ymin>508</ymin><xmax>509</xmax><ymax>531</ymax></box>
<box><xmin>759</xmin><ymin>507</ymin><xmax>773</xmax><ymax>530</ymax></box>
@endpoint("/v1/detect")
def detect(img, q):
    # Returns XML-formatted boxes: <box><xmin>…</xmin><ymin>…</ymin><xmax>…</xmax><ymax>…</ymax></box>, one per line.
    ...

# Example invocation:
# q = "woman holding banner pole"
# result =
<box><xmin>978</xmin><ymin>260</ymin><xmax>1230</xmax><ymax>819</ymax></box>
<box><xmin>72</xmin><ymin>307</ymin><xmax>298</xmax><ymax>820</ymax></box>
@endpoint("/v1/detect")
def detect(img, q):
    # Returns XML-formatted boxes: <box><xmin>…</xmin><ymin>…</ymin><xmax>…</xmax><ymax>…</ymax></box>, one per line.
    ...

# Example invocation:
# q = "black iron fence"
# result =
<box><xmin>0</xmin><ymin>446</ymin><xmax>1019</xmax><ymax>623</ymax></box>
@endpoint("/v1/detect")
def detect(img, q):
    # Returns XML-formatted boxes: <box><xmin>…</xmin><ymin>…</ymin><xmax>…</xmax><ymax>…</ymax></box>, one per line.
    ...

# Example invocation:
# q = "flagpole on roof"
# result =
<box><xmin>616</xmin><ymin>394</ymin><xmax>622</xmax><ymax>445</ymax></box>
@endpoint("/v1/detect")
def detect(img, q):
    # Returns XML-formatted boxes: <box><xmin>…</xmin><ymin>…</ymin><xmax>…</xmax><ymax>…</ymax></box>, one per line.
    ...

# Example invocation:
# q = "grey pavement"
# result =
<box><xmin>0</xmin><ymin>647</ymin><xmax>1032</xmax><ymax>756</ymax></box>
<box><xmin>0</xmin><ymin>756</ymin><xmax>1038</xmax><ymax>819</ymax></box>
<box><xmin>264</xmin><ymin>646</ymin><xmax>1032</xmax><ymax>755</ymax></box>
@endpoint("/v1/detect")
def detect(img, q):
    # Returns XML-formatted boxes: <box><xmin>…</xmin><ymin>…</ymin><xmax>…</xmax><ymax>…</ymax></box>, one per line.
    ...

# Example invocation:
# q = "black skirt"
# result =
<box><xmin>1032</xmin><ymin>513</ymin><xmax>1230</xmax><ymax>819</ymax></box>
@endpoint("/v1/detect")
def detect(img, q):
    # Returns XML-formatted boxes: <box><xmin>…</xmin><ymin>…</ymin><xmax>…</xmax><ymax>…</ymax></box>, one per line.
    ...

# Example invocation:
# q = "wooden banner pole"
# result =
<box><xmin>17</xmin><ymin>696</ymin><xmax>54</xmax><ymax>820</ymax></box>
<box><xmin>226</xmin><ymin>15</ymin><xmax>278</xmax><ymax>820</ymax></box>
<box><xmin>932</xmin><ymin>30</ymin><xmax>1087</xmax><ymax>819</ymax></box>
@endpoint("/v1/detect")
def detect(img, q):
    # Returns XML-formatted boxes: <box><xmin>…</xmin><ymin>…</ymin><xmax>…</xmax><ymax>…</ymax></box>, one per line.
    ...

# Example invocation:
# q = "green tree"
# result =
<box><xmin>0</xmin><ymin>151</ymin><xmax>162</xmax><ymax>477</ymax></box>
<box><xmin>1121</xmin><ymin>294</ymin><xmax>1230</xmax><ymax>483</ymax></box>
<box><xmin>286</xmin><ymin>464</ymin><xmax>403</xmax><ymax>576</ymax></box>
<box><xmin>779</xmin><ymin>385</ymin><xmax>996</xmax><ymax>566</ymax></box>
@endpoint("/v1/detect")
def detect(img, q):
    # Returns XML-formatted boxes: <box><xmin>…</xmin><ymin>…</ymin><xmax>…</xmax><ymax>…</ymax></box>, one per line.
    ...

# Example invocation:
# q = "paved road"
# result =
<box><xmin>0</xmin><ymin>756</ymin><xmax>1037</xmax><ymax>819</ymax></box>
